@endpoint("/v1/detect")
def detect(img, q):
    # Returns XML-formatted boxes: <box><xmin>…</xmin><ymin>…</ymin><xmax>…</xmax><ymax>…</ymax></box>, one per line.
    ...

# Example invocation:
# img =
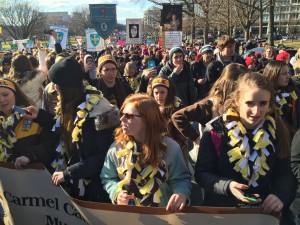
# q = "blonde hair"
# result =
<box><xmin>124</xmin><ymin>62</ymin><xmax>137</xmax><ymax>76</ymax></box>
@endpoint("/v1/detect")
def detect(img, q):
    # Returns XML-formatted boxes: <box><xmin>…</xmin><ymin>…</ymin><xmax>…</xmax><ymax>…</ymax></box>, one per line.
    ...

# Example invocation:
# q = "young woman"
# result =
<box><xmin>147</xmin><ymin>77</ymin><xmax>187</xmax><ymax>163</ymax></box>
<box><xmin>8</xmin><ymin>54</ymin><xmax>46</xmax><ymax>109</ymax></box>
<box><xmin>263</xmin><ymin>60</ymin><xmax>300</xmax><ymax>136</ymax></box>
<box><xmin>136</xmin><ymin>56</ymin><xmax>157</xmax><ymax>93</ymax></box>
<box><xmin>83</xmin><ymin>54</ymin><xmax>97</xmax><ymax>84</ymax></box>
<box><xmin>25</xmin><ymin>57</ymin><xmax>118</xmax><ymax>202</ymax></box>
<box><xmin>257</xmin><ymin>45</ymin><xmax>276</xmax><ymax>71</ymax></box>
<box><xmin>0</xmin><ymin>78</ymin><xmax>56</xmax><ymax>169</ymax></box>
<box><xmin>195</xmin><ymin>72</ymin><xmax>296</xmax><ymax>225</ymax></box>
<box><xmin>123</xmin><ymin>61</ymin><xmax>140</xmax><ymax>93</ymax></box>
<box><xmin>100</xmin><ymin>94</ymin><xmax>191</xmax><ymax>211</ymax></box>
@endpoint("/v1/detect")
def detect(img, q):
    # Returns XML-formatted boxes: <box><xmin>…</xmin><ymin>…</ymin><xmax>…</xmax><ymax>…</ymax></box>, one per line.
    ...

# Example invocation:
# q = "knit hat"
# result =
<box><xmin>97</xmin><ymin>55</ymin><xmax>117</xmax><ymax>70</ymax></box>
<box><xmin>245</xmin><ymin>57</ymin><xmax>254</xmax><ymax>67</ymax></box>
<box><xmin>48</xmin><ymin>56</ymin><xmax>83</xmax><ymax>87</ymax></box>
<box><xmin>169</xmin><ymin>46</ymin><xmax>184</xmax><ymax>59</ymax></box>
<box><xmin>276</xmin><ymin>51</ymin><xmax>290</xmax><ymax>61</ymax></box>
<box><xmin>200</xmin><ymin>45</ymin><xmax>213</xmax><ymax>55</ymax></box>
<box><xmin>151</xmin><ymin>77</ymin><xmax>170</xmax><ymax>89</ymax></box>
<box><xmin>0</xmin><ymin>79</ymin><xmax>16</xmax><ymax>93</ymax></box>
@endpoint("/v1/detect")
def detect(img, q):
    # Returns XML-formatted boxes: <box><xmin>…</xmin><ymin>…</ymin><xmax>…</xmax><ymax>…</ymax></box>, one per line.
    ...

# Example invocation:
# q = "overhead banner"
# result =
<box><xmin>126</xmin><ymin>18</ymin><xmax>143</xmax><ymax>45</ymax></box>
<box><xmin>161</xmin><ymin>5</ymin><xmax>183</xmax><ymax>48</ymax></box>
<box><xmin>89</xmin><ymin>4</ymin><xmax>117</xmax><ymax>40</ymax></box>
<box><xmin>48</xmin><ymin>25</ymin><xmax>69</xmax><ymax>50</ymax></box>
<box><xmin>0</xmin><ymin>162</ymin><xmax>279</xmax><ymax>225</ymax></box>
<box><xmin>85</xmin><ymin>28</ymin><xmax>106</xmax><ymax>52</ymax></box>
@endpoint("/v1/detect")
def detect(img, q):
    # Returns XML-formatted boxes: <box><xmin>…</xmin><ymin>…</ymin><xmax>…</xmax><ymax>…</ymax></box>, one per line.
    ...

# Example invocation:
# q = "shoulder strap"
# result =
<box><xmin>210</xmin><ymin>130</ymin><xmax>222</xmax><ymax>157</ymax></box>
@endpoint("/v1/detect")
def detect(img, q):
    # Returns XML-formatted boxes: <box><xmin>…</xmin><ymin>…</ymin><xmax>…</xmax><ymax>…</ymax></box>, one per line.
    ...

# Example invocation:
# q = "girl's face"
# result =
<box><xmin>153</xmin><ymin>86</ymin><xmax>168</xmax><ymax>106</ymax></box>
<box><xmin>125</xmin><ymin>66</ymin><xmax>136</xmax><ymax>77</ymax></box>
<box><xmin>265</xmin><ymin>48</ymin><xmax>273</xmax><ymax>58</ymax></box>
<box><xmin>236</xmin><ymin>87</ymin><xmax>270</xmax><ymax>129</ymax></box>
<box><xmin>120</xmin><ymin>103</ymin><xmax>145</xmax><ymax>141</ymax></box>
<box><xmin>0</xmin><ymin>87</ymin><xmax>16</xmax><ymax>116</ymax></box>
<box><xmin>277</xmin><ymin>65</ymin><xmax>290</xmax><ymax>87</ymax></box>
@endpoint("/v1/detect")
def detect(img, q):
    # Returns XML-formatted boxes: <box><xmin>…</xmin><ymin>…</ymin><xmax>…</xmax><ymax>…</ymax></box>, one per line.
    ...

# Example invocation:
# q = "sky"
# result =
<box><xmin>28</xmin><ymin>0</ymin><xmax>155</xmax><ymax>24</ymax></box>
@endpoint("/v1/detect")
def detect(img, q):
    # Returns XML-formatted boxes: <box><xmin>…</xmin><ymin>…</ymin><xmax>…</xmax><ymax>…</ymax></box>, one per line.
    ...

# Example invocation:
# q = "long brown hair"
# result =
<box><xmin>115</xmin><ymin>94</ymin><xmax>167</xmax><ymax>167</ymax></box>
<box><xmin>58</xmin><ymin>85</ymin><xmax>85</xmax><ymax>152</ymax></box>
<box><xmin>203</xmin><ymin>63</ymin><xmax>249</xmax><ymax>114</ymax></box>
<box><xmin>224</xmin><ymin>72</ymin><xmax>290</xmax><ymax>158</ymax></box>
<box><xmin>263</xmin><ymin>60</ymin><xmax>287</xmax><ymax>90</ymax></box>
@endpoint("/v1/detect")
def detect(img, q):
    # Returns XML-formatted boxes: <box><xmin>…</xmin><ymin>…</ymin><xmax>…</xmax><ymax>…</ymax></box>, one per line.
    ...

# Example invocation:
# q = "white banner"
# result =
<box><xmin>163</xmin><ymin>31</ymin><xmax>182</xmax><ymax>49</ymax></box>
<box><xmin>126</xmin><ymin>18</ymin><xmax>143</xmax><ymax>45</ymax></box>
<box><xmin>85</xmin><ymin>28</ymin><xmax>106</xmax><ymax>52</ymax></box>
<box><xmin>48</xmin><ymin>26</ymin><xmax>69</xmax><ymax>50</ymax></box>
<box><xmin>0</xmin><ymin>162</ymin><xmax>279</xmax><ymax>225</ymax></box>
<box><xmin>12</xmin><ymin>39</ymin><xmax>29</xmax><ymax>52</ymax></box>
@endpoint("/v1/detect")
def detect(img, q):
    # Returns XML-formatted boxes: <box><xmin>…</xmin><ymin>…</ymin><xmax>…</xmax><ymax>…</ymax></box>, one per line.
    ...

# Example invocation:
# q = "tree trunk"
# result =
<box><xmin>268</xmin><ymin>0</ymin><xmax>274</xmax><ymax>46</ymax></box>
<box><xmin>244</xmin><ymin>28</ymin><xmax>250</xmax><ymax>41</ymax></box>
<box><xmin>259</xmin><ymin>0</ymin><xmax>263</xmax><ymax>39</ymax></box>
<box><xmin>204</xmin><ymin>17</ymin><xmax>209</xmax><ymax>44</ymax></box>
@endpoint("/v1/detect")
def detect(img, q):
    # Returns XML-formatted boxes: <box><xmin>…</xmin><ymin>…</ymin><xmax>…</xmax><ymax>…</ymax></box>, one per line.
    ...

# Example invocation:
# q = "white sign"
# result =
<box><xmin>0</xmin><ymin>162</ymin><xmax>279</xmax><ymax>225</ymax></box>
<box><xmin>48</xmin><ymin>26</ymin><xmax>69</xmax><ymax>50</ymax></box>
<box><xmin>85</xmin><ymin>28</ymin><xmax>106</xmax><ymax>52</ymax></box>
<box><xmin>126</xmin><ymin>18</ymin><xmax>143</xmax><ymax>45</ymax></box>
<box><xmin>12</xmin><ymin>39</ymin><xmax>29</xmax><ymax>52</ymax></box>
<box><xmin>164</xmin><ymin>31</ymin><xmax>182</xmax><ymax>49</ymax></box>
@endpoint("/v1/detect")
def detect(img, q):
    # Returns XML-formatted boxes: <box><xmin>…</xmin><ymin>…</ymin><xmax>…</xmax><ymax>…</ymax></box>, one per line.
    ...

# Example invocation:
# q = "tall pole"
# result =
<box><xmin>259</xmin><ymin>0</ymin><xmax>263</xmax><ymax>39</ymax></box>
<box><xmin>192</xmin><ymin>0</ymin><xmax>195</xmax><ymax>41</ymax></box>
<box><xmin>268</xmin><ymin>0</ymin><xmax>275</xmax><ymax>46</ymax></box>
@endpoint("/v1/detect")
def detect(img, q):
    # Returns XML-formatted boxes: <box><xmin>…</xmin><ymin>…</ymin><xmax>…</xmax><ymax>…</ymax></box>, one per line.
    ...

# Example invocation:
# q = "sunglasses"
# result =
<box><xmin>119</xmin><ymin>111</ymin><xmax>142</xmax><ymax>120</ymax></box>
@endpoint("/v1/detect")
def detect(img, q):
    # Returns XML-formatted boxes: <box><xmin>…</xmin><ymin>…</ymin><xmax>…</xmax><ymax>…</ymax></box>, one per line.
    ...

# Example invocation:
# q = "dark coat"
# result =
<box><xmin>206</xmin><ymin>52</ymin><xmax>246</xmax><ymax>88</ymax></box>
<box><xmin>159</xmin><ymin>61</ymin><xmax>197</xmax><ymax>106</ymax></box>
<box><xmin>35</xmin><ymin>106</ymin><xmax>115</xmax><ymax>203</ymax></box>
<box><xmin>195</xmin><ymin>117</ymin><xmax>296</xmax><ymax>209</ymax></box>
<box><xmin>190</xmin><ymin>58</ymin><xmax>211</xmax><ymax>100</ymax></box>
<box><xmin>8</xmin><ymin>118</ymin><xmax>57</xmax><ymax>169</ymax></box>
<box><xmin>91</xmin><ymin>77</ymin><xmax>133</xmax><ymax>109</ymax></box>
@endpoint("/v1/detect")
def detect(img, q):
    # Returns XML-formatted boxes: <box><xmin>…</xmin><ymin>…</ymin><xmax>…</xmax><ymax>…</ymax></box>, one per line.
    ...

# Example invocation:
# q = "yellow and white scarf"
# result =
<box><xmin>224</xmin><ymin>109</ymin><xmax>276</xmax><ymax>187</ymax></box>
<box><xmin>0</xmin><ymin>112</ymin><xmax>22</xmax><ymax>161</ymax></box>
<box><xmin>116</xmin><ymin>140</ymin><xmax>168</xmax><ymax>206</ymax></box>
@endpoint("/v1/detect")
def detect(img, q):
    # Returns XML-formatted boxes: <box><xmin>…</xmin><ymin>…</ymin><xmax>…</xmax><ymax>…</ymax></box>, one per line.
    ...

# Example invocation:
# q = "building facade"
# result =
<box><xmin>42</xmin><ymin>12</ymin><xmax>71</xmax><ymax>27</ymax></box>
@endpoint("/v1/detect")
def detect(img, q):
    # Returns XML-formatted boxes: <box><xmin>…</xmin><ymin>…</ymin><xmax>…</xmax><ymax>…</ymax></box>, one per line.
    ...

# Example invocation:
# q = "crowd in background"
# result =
<box><xmin>0</xmin><ymin>31</ymin><xmax>300</xmax><ymax>225</ymax></box>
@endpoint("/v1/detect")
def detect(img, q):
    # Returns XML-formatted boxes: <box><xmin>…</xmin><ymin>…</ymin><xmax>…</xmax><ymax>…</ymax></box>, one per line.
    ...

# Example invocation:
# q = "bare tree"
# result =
<box><xmin>69</xmin><ymin>6</ymin><xmax>93</xmax><ymax>36</ymax></box>
<box><xmin>233</xmin><ymin>0</ymin><xmax>260</xmax><ymax>40</ymax></box>
<box><xmin>0</xmin><ymin>0</ymin><xmax>46</xmax><ymax>40</ymax></box>
<box><xmin>286</xmin><ymin>13</ymin><xmax>299</xmax><ymax>39</ymax></box>
<box><xmin>196</xmin><ymin>0</ymin><xmax>224</xmax><ymax>43</ymax></box>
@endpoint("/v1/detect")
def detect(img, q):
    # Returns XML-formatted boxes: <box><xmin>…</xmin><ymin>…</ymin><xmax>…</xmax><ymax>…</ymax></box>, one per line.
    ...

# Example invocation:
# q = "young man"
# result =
<box><xmin>206</xmin><ymin>35</ymin><xmax>246</xmax><ymax>88</ymax></box>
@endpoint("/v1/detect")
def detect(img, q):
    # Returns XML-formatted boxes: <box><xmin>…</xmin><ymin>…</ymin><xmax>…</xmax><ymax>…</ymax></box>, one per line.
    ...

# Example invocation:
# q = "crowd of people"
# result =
<box><xmin>0</xmin><ymin>31</ymin><xmax>300</xmax><ymax>225</ymax></box>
